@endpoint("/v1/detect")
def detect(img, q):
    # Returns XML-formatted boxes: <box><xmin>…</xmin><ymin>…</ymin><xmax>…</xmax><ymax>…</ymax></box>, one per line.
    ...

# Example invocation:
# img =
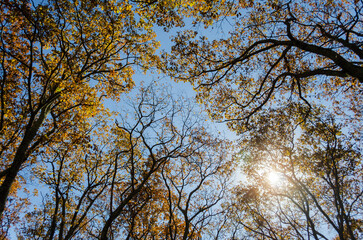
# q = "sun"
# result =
<box><xmin>267</xmin><ymin>171</ymin><xmax>281</xmax><ymax>187</ymax></box>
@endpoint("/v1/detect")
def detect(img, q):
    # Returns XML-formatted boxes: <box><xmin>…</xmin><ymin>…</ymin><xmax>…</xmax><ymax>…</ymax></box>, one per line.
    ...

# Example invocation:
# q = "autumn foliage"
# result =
<box><xmin>0</xmin><ymin>0</ymin><xmax>362</xmax><ymax>239</ymax></box>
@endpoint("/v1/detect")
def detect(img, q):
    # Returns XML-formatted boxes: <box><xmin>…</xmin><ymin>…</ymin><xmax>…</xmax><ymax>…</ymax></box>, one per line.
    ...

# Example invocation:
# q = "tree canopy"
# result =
<box><xmin>165</xmin><ymin>0</ymin><xmax>362</xmax><ymax>132</ymax></box>
<box><xmin>230</xmin><ymin>107</ymin><xmax>362</xmax><ymax>239</ymax></box>
<box><xmin>1</xmin><ymin>0</ymin><xmax>362</xmax><ymax>239</ymax></box>
<box><xmin>163</xmin><ymin>0</ymin><xmax>362</xmax><ymax>238</ymax></box>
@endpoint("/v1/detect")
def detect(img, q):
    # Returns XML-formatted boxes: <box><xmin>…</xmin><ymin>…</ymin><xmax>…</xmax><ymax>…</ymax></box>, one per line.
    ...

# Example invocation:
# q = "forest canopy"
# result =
<box><xmin>0</xmin><ymin>0</ymin><xmax>362</xmax><ymax>239</ymax></box>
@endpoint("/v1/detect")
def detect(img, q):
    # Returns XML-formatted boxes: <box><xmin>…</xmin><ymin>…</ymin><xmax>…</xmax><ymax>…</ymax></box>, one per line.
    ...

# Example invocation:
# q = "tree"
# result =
<box><xmin>19</xmin><ymin>85</ymin><xmax>234</xmax><ymax>239</ymax></box>
<box><xmin>229</xmin><ymin>107</ymin><xmax>362</xmax><ymax>239</ymax></box>
<box><xmin>164</xmin><ymin>0</ymin><xmax>362</xmax><ymax>132</ymax></box>
<box><xmin>0</xmin><ymin>0</ymin><xmax>228</xmax><ymax>219</ymax></box>
<box><xmin>0</xmin><ymin>0</ymin><xmax>159</xmax><ymax>218</ymax></box>
<box><xmin>163</xmin><ymin>2</ymin><xmax>363</xmax><ymax>237</ymax></box>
